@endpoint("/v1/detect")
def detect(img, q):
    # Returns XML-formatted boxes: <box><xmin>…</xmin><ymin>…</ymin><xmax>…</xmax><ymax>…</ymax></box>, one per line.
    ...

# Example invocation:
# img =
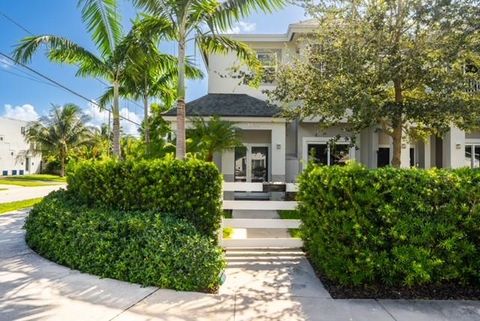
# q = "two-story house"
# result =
<box><xmin>0</xmin><ymin>117</ymin><xmax>42</xmax><ymax>176</ymax></box>
<box><xmin>164</xmin><ymin>20</ymin><xmax>480</xmax><ymax>184</ymax></box>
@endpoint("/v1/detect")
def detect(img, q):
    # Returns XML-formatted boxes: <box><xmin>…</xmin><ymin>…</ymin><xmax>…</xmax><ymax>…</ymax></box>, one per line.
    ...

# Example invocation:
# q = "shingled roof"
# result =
<box><xmin>164</xmin><ymin>94</ymin><xmax>281</xmax><ymax>117</ymax></box>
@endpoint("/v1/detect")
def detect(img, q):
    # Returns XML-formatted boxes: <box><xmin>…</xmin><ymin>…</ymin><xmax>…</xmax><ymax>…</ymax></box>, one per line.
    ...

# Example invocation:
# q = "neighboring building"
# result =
<box><xmin>165</xmin><ymin>20</ymin><xmax>480</xmax><ymax>183</ymax></box>
<box><xmin>0</xmin><ymin>117</ymin><xmax>41</xmax><ymax>176</ymax></box>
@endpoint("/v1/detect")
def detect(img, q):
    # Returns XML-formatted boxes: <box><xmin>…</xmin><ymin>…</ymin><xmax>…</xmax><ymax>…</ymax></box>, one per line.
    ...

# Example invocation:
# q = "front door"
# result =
<box><xmin>234</xmin><ymin>145</ymin><xmax>269</xmax><ymax>183</ymax></box>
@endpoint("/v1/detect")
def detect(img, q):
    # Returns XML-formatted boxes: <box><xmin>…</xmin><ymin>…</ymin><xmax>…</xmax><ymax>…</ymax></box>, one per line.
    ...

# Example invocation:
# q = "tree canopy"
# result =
<box><xmin>269</xmin><ymin>0</ymin><xmax>480</xmax><ymax>167</ymax></box>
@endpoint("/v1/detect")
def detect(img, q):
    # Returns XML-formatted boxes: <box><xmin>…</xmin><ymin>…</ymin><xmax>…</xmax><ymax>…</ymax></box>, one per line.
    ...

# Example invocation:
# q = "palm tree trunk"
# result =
<box><xmin>175</xmin><ymin>25</ymin><xmax>187</xmax><ymax>160</ymax></box>
<box><xmin>112</xmin><ymin>81</ymin><xmax>121</xmax><ymax>158</ymax></box>
<box><xmin>391</xmin><ymin>79</ymin><xmax>403</xmax><ymax>168</ymax></box>
<box><xmin>143</xmin><ymin>94</ymin><xmax>150</xmax><ymax>154</ymax></box>
<box><xmin>60</xmin><ymin>156</ymin><xmax>65</xmax><ymax>177</ymax></box>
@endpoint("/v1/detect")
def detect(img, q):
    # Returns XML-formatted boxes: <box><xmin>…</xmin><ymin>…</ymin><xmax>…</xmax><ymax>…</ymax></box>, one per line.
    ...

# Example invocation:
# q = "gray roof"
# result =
<box><xmin>164</xmin><ymin>94</ymin><xmax>281</xmax><ymax>117</ymax></box>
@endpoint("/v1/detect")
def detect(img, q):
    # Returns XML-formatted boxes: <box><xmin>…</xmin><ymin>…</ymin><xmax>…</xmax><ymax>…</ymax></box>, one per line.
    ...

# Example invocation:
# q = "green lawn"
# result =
<box><xmin>0</xmin><ymin>198</ymin><xmax>43</xmax><ymax>214</ymax></box>
<box><xmin>0</xmin><ymin>174</ymin><xmax>66</xmax><ymax>187</ymax></box>
<box><xmin>278</xmin><ymin>210</ymin><xmax>302</xmax><ymax>238</ymax></box>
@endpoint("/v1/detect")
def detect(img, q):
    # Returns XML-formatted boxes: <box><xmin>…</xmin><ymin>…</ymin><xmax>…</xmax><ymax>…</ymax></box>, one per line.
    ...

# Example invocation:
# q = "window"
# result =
<box><xmin>256</xmin><ymin>49</ymin><xmax>280</xmax><ymax>84</ymax></box>
<box><xmin>21</xmin><ymin>127</ymin><xmax>25</xmax><ymax>135</ymax></box>
<box><xmin>465</xmin><ymin>64</ymin><xmax>480</xmax><ymax>92</ymax></box>
<box><xmin>0</xmin><ymin>136</ymin><xmax>4</xmax><ymax>141</ymax></box>
<box><xmin>377</xmin><ymin>147</ymin><xmax>390</xmax><ymax>167</ymax></box>
<box><xmin>307</xmin><ymin>143</ymin><xmax>351</xmax><ymax>166</ymax></box>
<box><xmin>465</xmin><ymin>144</ymin><xmax>480</xmax><ymax>168</ymax></box>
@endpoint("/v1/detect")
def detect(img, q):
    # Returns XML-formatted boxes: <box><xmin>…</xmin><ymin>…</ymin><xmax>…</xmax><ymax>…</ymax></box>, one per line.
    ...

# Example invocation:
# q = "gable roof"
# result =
<box><xmin>164</xmin><ymin>94</ymin><xmax>281</xmax><ymax>118</ymax></box>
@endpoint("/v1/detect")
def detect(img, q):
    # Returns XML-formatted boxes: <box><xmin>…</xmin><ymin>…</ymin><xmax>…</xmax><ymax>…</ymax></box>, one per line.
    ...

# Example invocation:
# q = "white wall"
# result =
<box><xmin>0</xmin><ymin>118</ymin><xmax>41</xmax><ymax>175</ymax></box>
<box><xmin>207</xmin><ymin>41</ymin><xmax>296</xmax><ymax>99</ymax></box>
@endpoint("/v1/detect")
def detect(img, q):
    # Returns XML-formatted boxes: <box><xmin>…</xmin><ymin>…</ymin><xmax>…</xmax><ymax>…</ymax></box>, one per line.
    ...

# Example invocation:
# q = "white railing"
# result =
<box><xmin>220</xmin><ymin>182</ymin><xmax>302</xmax><ymax>249</ymax></box>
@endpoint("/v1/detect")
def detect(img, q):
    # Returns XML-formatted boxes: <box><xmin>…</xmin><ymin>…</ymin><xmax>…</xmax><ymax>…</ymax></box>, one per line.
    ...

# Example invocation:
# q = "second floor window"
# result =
<box><xmin>256</xmin><ymin>49</ymin><xmax>280</xmax><ymax>84</ymax></box>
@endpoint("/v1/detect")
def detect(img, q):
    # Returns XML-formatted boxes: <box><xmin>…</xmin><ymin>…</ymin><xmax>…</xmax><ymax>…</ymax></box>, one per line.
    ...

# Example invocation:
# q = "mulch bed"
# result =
<box><xmin>305</xmin><ymin>253</ymin><xmax>480</xmax><ymax>300</ymax></box>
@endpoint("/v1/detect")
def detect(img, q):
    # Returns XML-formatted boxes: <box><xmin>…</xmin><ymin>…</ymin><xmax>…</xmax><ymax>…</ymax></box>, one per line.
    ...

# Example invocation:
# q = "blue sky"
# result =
<box><xmin>0</xmin><ymin>1</ymin><xmax>307</xmax><ymax>134</ymax></box>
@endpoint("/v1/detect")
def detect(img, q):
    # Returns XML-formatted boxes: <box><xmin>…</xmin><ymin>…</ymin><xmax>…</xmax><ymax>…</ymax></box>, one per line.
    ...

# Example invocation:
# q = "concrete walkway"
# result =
<box><xmin>1</xmin><ymin>211</ymin><xmax>480</xmax><ymax>321</ymax></box>
<box><xmin>0</xmin><ymin>184</ymin><xmax>66</xmax><ymax>203</ymax></box>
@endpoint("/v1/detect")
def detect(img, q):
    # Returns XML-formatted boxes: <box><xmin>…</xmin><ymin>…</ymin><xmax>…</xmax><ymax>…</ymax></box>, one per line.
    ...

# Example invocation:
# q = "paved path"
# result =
<box><xmin>1</xmin><ymin>211</ymin><xmax>480</xmax><ymax>321</ymax></box>
<box><xmin>0</xmin><ymin>184</ymin><xmax>66</xmax><ymax>203</ymax></box>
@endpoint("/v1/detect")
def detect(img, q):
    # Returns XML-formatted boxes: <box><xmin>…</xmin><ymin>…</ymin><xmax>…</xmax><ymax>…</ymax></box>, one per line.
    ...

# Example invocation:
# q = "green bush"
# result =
<box><xmin>67</xmin><ymin>157</ymin><xmax>222</xmax><ymax>237</ymax></box>
<box><xmin>298</xmin><ymin>163</ymin><xmax>480</xmax><ymax>287</ymax></box>
<box><xmin>25</xmin><ymin>191</ymin><xmax>225</xmax><ymax>292</ymax></box>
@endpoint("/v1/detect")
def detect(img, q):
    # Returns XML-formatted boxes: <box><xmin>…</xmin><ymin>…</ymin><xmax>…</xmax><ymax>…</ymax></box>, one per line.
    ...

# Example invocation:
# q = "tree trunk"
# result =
<box><xmin>175</xmin><ymin>25</ymin><xmax>187</xmax><ymax>160</ymax></box>
<box><xmin>60</xmin><ymin>155</ymin><xmax>65</xmax><ymax>177</ymax></box>
<box><xmin>390</xmin><ymin>79</ymin><xmax>403</xmax><ymax>168</ymax></box>
<box><xmin>112</xmin><ymin>81</ymin><xmax>121</xmax><ymax>158</ymax></box>
<box><xmin>143</xmin><ymin>94</ymin><xmax>150</xmax><ymax>155</ymax></box>
<box><xmin>391</xmin><ymin>123</ymin><xmax>402</xmax><ymax>167</ymax></box>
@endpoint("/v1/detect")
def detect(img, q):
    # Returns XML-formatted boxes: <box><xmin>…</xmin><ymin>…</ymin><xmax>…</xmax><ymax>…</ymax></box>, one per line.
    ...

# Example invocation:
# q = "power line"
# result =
<box><xmin>0</xmin><ymin>52</ymin><xmax>141</xmax><ymax>126</ymax></box>
<box><xmin>0</xmin><ymin>68</ymin><xmax>62</xmax><ymax>88</ymax></box>
<box><xmin>0</xmin><ymin>9</ymin><xmax>145</xmax><ymax>111</ymax></box>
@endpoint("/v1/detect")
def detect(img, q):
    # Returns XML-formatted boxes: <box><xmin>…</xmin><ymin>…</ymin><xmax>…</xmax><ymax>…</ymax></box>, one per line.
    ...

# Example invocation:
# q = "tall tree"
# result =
<box><xmin>270</xmin><ymin>0</ymin><xmax>480</xmax><ymax>167</ymax></box>
<box><xmin>188</xmin><ymin>116</ymin><xmax>242</xmax><ymax>161</ymax></box>
<box><xmin>25</xmin><ymin>104</ymin><xmax>93</xmax><ymax>177</ymax></box>
<box><xmin>132</xmin><ymin>0</ymin><xmax>286</xmax><ymax>159</ymax></box>
<box><xmin>14</xmin><ymin>0</ymin><xmax>127</xmax><ymax>157</ymax></box>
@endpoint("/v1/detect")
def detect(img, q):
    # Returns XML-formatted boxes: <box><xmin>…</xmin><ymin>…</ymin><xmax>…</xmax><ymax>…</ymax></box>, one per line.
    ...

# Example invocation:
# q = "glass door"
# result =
<box><xmin>234</xmin><ymin>146</ymin><xmax>247</xmax><ymax>182</ymax></box>
<box><xmin>234</xmin><ymin>145</ymin><xmax>269</xmax><ymax>182</ymax></box>
<box><xmin>250</xmin><ymin>146</ymin><xmax>268</xmax><ymax>182</ymax></box>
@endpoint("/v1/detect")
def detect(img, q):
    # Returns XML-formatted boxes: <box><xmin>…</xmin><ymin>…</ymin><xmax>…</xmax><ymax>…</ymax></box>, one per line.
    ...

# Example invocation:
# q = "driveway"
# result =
<box><xmin>0</xmin><ymin>184</ymin><xmax>66</xmax><ymax>203</ymax></box>
<box><xmin>1</xmin><ymin>211</ymin><xmax>480</xmax><ymax>321</ymax></box>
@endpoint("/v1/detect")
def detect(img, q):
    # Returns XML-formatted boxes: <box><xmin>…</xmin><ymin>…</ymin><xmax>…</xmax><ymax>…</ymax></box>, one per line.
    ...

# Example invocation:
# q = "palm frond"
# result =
<box><xmin>77</xmin><ymin>0</ymin><xmax>122</xmax><ymax>56</ymax></box>
<box><xmin>13</xmin><ymin>35</ymin><xmax>110</xmax><ymax>78</ymax></box>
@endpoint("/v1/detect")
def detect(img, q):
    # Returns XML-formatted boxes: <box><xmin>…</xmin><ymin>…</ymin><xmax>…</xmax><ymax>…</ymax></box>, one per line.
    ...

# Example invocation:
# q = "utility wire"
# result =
<box><xmin>0</xmin><ymin>52</ymin><xmax>141</xmax><ymax>126</ymax></box>
<box><xmin>0</xmin><ymin>68</ymin><xmax>61</xmax><ymax>88</ymax></box>
<box><xmin>0</xmin><ymin>9</ymin><xmax>144</xmax><ymax>111</ymax></box>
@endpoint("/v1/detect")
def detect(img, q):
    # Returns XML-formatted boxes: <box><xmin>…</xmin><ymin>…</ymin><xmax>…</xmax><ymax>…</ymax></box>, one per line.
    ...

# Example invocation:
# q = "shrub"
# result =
<box><xmin>67</xmin><ymin>157</ymin><xmax>222</xmax><ymax>237</ymax></box>
<box><xmin>298</xmin><ymin>163</ymin><xmax>480</xmax><ymax>287</ymax></box>
<box><xmin>25</xmin><ymin>190</ymin><xmax>225</xmax><ymax>292</ymax></box>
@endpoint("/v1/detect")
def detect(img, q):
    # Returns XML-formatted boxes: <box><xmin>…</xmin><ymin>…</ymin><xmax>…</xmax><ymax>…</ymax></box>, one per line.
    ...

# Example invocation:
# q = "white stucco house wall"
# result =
<box><xmin>164</xmin><ymin>20</ymin><xmax>480</xmax><ymax>184</ymax></box>
<box><xmin>0</xmin><ymin>117</ymin><xmax>42</xmax><ymax>176</ymax></box>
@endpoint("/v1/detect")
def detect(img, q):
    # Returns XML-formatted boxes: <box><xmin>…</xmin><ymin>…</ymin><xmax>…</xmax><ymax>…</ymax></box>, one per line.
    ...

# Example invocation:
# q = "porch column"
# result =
<box><xmin>221</xmin><ymin>150</ymin><xmax>234</xmax><ymax>182</ymax></box>
<box><xmin>271</xmin><ymin>123</ymin><xmax>286</xmax><ymax>182</ymax></box>
<box><xmin>400</xmin><ymin>137</ymin><xmax>410</xmax><ymax>168</ymax></box>
<box><xmin>424</xmin><ymin>137</ymin><xmax>432</xmax><ymax>169</ymax></box>
<box><xmin>442</xmin><ymin>126</ymin><xmax>465</xmax><ymax>168</ymax></box>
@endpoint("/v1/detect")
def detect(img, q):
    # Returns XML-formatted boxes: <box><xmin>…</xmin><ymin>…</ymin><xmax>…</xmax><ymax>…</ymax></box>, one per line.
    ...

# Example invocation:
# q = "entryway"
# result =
<box><xmin>221</xmin><ymin>182</ymin><xmax>301</xmax><ymax>248</ymax></box>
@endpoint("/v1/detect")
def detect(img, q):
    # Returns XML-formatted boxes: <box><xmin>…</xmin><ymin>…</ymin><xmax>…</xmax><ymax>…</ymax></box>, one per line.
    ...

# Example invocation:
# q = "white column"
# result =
<box><xmin>422</xmin><ymin>137</ymin><xmax>432</xmax><ymax>169</ymax></box>
<box><xmin>443</xmin><ymin>126</ymin><xmax>465</xmax><ymax>168</ymax></box>
<box><xmin>400</xmin><ymin>137</ymin><xmax>410</xmax><ymax>168</ymax></box>
<box><xmin>221</xmin><ymin>150</ymin><xmax>234</xmax><ymax>182</ymax></box>
<box><xmin>271</xmin><ymin>123</ymin><xmax>286</xmax><ymax>181</ymax></box>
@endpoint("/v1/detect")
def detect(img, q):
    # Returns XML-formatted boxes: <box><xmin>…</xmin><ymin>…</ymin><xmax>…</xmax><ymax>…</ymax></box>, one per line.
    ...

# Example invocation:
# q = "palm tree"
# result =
<box><xmin>188</xmin><ymin>116</ymin><xmax>242</xmax><ymax>162</ymax></box>
<box><xmin>99</xmin><ymin>50</ymin><xmax>203</xmax><ymax>154</ymax></box>
<box><xmin>132</xmin><ymin>0</ymin><xmax>285</xmax><ymax>159</ymax></box>
<box><xmin>14</xmin><ymin>0</ymin><xmax>130</xmax><ymax>157</ymax></box>
<box><xmin>25</xmin><ymin>104</ymin><xmax>93</xmax><ymax>177</ymax></box>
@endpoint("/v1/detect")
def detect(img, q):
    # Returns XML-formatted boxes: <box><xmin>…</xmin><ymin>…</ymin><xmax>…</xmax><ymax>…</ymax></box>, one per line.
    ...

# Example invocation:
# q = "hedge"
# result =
<box><xmin>67</xmin><ymin>158</ymin><xmax>223</xmax><ymax>237</ymax></box>
<box><xmin>25</xmin><ymin>190</ymin><xmax>225</xmax><ymax>292</ymax></box>
<box><xmin>298</xmin><ymin>163</ymin><xmax>480</xmax><ymax>287</ymax></box>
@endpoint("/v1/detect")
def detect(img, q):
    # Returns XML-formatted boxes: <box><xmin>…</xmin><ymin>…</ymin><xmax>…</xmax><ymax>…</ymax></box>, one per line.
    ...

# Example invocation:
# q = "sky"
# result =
<box><xmin>0</xmin><ymin>0</ymin><xmax>307</xmax><ymax>135</ymax></box>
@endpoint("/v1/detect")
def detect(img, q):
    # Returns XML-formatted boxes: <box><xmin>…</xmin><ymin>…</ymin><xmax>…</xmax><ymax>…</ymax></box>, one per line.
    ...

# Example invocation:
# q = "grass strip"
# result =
<box><xmin>0</xmin><ymin>198</ymin><xmax>43</xmax><ymax>214</ymax></box>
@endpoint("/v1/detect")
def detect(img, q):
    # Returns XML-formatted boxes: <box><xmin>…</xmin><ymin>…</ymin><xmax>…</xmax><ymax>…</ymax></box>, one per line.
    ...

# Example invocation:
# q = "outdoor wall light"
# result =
<box><xmin>456</xmin><ymin>143</ymin><xmax>462</xmax><ymax>150</ymax></box>
<box><xmin>276</xmin><ymin>143</ymin><xmax>281</xmax><ymax>150</ymax></box>
<box><xmin>401</xmin><ymin>143</ymin><xmax>407</xmax><ymax>149</ymax></box>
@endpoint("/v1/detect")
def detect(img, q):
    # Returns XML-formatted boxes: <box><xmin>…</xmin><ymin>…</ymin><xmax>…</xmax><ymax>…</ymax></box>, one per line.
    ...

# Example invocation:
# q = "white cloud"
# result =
<box><xmin>84</xmin><ymin>102</ymin><xmax>142</xmax><ymax>137</ymax></box>
<box><xmin>224</xmin><ymin>21</ymin><xmax>256</xmax><ymax>34</ymax></box>
<box><xmin>238</xmin><ymin>21</ymin><xmax>256</xmax><ymax>32</ymax></box>
<box><xmin>0</xmin><ymin>57</ymin><xmax>12</xmax><ymax>69</ymax></box>
<box><xmin>3</xmin><ymin>104</ymin><xmax>39</xmax><ymax>121</ymax></box>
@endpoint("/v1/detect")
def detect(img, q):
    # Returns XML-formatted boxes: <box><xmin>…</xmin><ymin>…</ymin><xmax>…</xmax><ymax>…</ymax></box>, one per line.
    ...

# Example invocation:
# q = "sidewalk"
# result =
<box><xmin>0</xmin><ymin>184</ymin><xmax>66</xmax><ymax>203</ymax></box>
<box><xmin>1</xmin><ymin>211</ymin><xmax>479</xmax><ymax>321</ymax></box>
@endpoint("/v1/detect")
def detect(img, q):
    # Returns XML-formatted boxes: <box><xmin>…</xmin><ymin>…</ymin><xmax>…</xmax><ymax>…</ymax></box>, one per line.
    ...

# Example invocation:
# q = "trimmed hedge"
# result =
<box><xmin>25</xmin><ymin>190</ymin><xmax>225</xmax><ymax>292</ymax></box>
<box><xmin>298</xmin><ymin>163</ymin><xmax>480</xmax><ymax>287</ymax></box>
<box><xmin>67</xmin><ymin>158</ymin><xmax>222</xmax><ymax>237</ymax></box>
